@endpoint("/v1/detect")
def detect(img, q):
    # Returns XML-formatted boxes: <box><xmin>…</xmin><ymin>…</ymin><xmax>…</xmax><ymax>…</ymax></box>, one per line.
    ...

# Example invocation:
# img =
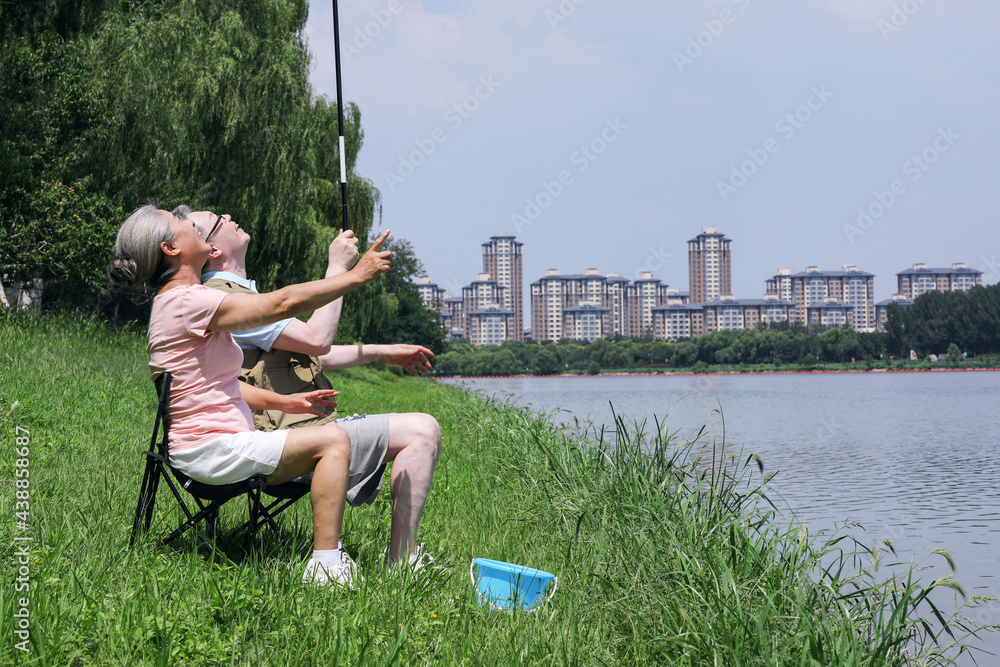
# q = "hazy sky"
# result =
<box><xmin>303</xmin><ymin>0</ymin><xmax>1000</xmax><ymax>310</ymax></box>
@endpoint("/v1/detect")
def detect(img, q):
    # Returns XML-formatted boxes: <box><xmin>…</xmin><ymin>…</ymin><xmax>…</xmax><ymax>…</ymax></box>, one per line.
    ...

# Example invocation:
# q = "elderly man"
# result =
<box><xmin>173</xmin><ymin>205</ymin><xmax>440</xmax><ymax>574</ymax></box>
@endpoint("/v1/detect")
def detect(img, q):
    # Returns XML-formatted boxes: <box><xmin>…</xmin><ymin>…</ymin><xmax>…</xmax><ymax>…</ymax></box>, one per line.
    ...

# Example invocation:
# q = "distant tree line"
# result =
<box><xmin>884</xmin><ymin>284</ymin><xmax>1000</xmax><ymax>358</ymax></box>
<box><xmin>0</xmin><ymin>0</ymin><xmax>443</xmax><ymax>350</ymax></box>
<box><xmin>432</xmin><ymin>286</ymin><xmax>1000</xmax><ymax>376</ymax></box>
<box><xmin>432</xmin><ymin>327</ymin><xmax>889</xmax><ymax>376</ymax></box>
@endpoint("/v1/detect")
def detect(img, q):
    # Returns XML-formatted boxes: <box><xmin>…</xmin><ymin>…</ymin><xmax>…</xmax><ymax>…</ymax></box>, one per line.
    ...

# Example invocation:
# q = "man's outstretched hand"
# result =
<box><xmin>380</xmin><ymin>344</ymin><xmax>434</xmax><ymax>375</ymax></box>
<box><xmin>281</xmin><ymin>389</ymin><xmax>339</xmax><ymax>417</ymax></box>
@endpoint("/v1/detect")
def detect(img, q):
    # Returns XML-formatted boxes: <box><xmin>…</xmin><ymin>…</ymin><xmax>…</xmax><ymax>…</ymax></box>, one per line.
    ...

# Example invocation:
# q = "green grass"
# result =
<box><xmin>0</xmin><ymin>312</ymin><xmax>993</xmax><ymax>665</ymax></box>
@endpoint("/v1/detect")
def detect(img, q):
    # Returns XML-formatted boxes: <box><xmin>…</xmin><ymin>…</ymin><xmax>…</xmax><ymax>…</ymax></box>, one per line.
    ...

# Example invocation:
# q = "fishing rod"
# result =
<box><xmin>331</xmin><ymin>0</ymin><xmax>349</xmax><ymax>231</ymax></box>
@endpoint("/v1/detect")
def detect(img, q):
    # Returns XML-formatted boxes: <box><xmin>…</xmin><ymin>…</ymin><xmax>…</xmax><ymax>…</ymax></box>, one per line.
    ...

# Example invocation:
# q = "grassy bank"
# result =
<box><xmin>0</xmin><ymin>312</ymin><xmax>991</xmax><ymax>665</ymax></box>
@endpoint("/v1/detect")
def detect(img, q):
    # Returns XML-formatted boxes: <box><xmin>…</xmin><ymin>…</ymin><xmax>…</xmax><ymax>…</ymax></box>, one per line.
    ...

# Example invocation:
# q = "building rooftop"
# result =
<box><xmin>806</xmin><ymin>299</ymin><xmax>852</xmax><ymax>309</ymax></box>
<box><xmin>689</xmin><ymin>227</ymin><xmax>732</xmax><ymax>242</ymax></box>
<box><xmin>875</xmin><ymin>295</ymin><xmax>915</xmax><ymax>307</ymax></box>
<box><xmin>897</xmin><ymin>262</ymin><xmax>982</xmax><ymax>275</ymax></box>
<box><xmin>702</xmin><ymin>297</ymin><xmax>796</xmax><ymax>307</ymax></box>
<box><xmin>792</xmin><ymin>267</ymin><xmax>874</xmax><ymax>278</ymax></box>
<box><xmin>531</xmin><ymin>272</ymin><xmax>612</xmax><ymax>284</ymax></box>
<box><xmin>652</xmin><ymin>303</ymin><xmax>705</xmax><ymax>312</ymax></box>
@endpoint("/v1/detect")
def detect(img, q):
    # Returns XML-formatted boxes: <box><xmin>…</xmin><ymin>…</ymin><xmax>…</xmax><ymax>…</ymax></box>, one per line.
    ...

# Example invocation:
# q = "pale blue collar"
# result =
<box><xmin>202</xmin><ymin>270</ymin><xmax>257</xmax><ymax>293</ymax></box>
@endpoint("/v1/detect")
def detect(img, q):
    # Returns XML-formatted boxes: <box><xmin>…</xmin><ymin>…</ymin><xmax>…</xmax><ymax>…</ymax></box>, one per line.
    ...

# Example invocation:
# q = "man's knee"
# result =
<box><xmin>321</xmin><ymin>426</ymin><xmax>352</xmax><ymax>465</ymax></box>
<box><xmin>415</xmin><ymin>414</ymin><xmax>441</xmax><ymax>460</ymax></box>
<box><xmin>393</xmin><ymin>413</ymin><xmax>440</xmax><ymax>455</ymax></box>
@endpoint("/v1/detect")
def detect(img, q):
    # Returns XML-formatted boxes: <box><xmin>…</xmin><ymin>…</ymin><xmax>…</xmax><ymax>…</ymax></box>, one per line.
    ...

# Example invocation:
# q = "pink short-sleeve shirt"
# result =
<box><xmin>147</xmin><ymin>284</ymin><xmax>255</xmax><ymax>452</ymax></box>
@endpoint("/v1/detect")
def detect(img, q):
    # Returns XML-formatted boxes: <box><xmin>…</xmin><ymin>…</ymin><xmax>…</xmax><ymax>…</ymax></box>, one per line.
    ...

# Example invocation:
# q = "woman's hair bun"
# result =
<box><xmin>107</xmin><ymin>256</ymin><xmax>142</xmax><ymax>286</ymax></box>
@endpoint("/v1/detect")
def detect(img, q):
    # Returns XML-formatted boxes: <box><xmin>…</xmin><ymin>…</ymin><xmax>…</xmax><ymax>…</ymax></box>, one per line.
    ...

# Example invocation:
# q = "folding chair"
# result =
<box><xmin>130</xmin><ymin>372</ymin><xmax>309</xmax><ymax>557</ymax></box>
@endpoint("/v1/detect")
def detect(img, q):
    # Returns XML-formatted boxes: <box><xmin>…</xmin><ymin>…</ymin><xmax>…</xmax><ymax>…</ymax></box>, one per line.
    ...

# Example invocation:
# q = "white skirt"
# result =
<box><xmin>169</xmin><ymin>429</ymin><xmax>289</xmax><ymax>485</ymax></box>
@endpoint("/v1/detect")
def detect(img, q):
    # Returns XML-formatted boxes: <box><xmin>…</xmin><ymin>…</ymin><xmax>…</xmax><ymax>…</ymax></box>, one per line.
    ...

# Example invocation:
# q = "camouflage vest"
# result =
<box><xmin>204</xmin><ymin>277</ymin><xmax>338</xmax><ymax>432</ymax></box>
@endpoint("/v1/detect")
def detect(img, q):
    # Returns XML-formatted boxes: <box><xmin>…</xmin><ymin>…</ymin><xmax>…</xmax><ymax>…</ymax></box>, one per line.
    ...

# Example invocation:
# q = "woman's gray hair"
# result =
<box><xmin>171</xmin><ymin>204</ymin><xmax>192</xmax><ymax>220</ymax></box>
<box><xmin>107</xmin><ymin>204</ymin><xmax>177</xmax><ymax>288</ymax></box>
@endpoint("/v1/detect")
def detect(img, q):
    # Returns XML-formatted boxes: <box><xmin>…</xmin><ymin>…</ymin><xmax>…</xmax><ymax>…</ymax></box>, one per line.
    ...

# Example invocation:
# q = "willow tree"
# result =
<box><xmin>1</xmin><ymin>0</ymin><xmax>391</xmax><ymax>338</ymax></box>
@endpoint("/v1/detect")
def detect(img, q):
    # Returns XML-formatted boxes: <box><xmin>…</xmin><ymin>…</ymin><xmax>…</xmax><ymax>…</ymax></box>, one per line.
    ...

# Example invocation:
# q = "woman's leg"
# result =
<box><xmin>267</xmin><ymin>424</ymin><xmax>351</xmax><ymax>550</ymax></box>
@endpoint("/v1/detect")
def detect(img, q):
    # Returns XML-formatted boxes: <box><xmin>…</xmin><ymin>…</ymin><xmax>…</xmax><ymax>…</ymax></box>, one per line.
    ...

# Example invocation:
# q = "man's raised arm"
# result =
<box><xmin>269</xmin><ymin>229</ymin><xmax>359</xmax><ymax>355</ymax></box>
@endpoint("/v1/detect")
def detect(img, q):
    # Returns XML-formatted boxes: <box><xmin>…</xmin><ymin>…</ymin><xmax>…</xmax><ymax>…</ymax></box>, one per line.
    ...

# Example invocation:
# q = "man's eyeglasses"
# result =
<box><xmin>204</xmin><ymin>213</ymin><xmax>224</xmax><ymax>242</ymax></box>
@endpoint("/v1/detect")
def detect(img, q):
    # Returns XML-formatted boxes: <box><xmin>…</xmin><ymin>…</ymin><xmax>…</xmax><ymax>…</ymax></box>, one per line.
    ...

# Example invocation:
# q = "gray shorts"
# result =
<box><xmin>334</xmin><ymin>413</ymin><xmax>392</xmax><ymax>507</ymax></box>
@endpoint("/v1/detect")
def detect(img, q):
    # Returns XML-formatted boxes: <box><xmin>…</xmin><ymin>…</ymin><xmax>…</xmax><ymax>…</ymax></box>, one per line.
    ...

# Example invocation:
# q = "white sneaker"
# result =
<box><xmin>302</xmin><ymin>554</ymin><xmax>362</xmax><ymax>589</ymax></box>
<box><xmin>386</xmin><ymin>544</ymin><xmax>437</xmax><ymax>574</ymax></box>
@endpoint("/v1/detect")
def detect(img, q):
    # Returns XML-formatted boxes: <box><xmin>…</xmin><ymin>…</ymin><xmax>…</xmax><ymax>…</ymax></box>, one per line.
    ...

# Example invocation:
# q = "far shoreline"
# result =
<box><xmin>436</xmin><ymin>366</ymin><xmax>1000</xmax><ymax>380</ymax></box>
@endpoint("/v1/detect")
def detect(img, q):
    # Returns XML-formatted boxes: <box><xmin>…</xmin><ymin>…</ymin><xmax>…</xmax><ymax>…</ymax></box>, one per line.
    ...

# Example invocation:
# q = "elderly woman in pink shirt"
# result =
<box><xmin>109</xmin><ymin>204</ymin><xmax>391</xmax><ymax>588</ymax></box>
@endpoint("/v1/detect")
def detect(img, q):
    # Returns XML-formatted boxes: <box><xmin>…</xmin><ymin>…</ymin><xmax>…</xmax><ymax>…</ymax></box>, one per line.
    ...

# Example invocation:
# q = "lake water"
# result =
<box><xmin>440</xmin><ymin>371</ymin><xmax>1000</xmax><ymax>661</ymax></box>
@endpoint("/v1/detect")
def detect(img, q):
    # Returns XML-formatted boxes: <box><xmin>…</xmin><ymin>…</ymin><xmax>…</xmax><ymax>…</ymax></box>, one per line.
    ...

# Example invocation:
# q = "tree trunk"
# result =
<box><xmin>0</xmin><ymin>275</ymin><xmax>9</xmax><ymax>309</ymax></box>
<box><xmin>9</xmin><ymin>277</ymin><xmax>43</xmax><ymax>310</ymax></box>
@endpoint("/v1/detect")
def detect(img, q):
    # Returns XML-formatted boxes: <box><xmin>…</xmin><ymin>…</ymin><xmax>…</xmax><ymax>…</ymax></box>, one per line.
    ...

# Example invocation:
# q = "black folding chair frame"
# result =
<box><xmin>130</xmin><ymin>373</ymin><xmax>308</xmax><ymax>557</ymax></box>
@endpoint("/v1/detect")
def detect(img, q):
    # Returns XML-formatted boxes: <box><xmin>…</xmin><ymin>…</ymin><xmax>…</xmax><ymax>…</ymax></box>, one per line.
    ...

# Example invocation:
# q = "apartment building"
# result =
<box><xmin>666</xmin><ymin>288</ymin><xmax>690</xmax><ymax>305</ymax></box>
<box><xmin>688</xmin><ymin>227</ymin><xmax>732</xmax><ymax>304</ymax></box>
<box><xmin>416</xmin><ymin>277</ymin><xmax>446</xmax><ymax>310</ymax></box>
<box><xmin>443</xmin><ymin>296</ymin><xmax>465</xmax><ymax>339</ymax></box>
<box><xmin>467</xmin><ymin>305</ymin><xmax>517</xmax><ymax>346</ymax></box>
<box><xmin>530</xmin><ymin>269</ymin><xmax>671</xmax><ymax>342</ymax></box>
<box><xmin>530</xmin><ymin>269</ymin><xmax>609</xmax><ymax>342</ymax></box>
<box><xmin>896</xmin><ymin>262</ymin><xmax>982</xmax><ymax>298</ymax></box>
<box><xmin>482</xmin><ymin>235</ymin><xmax>524</xmax><ymax>340</ymax></box>
<box><xmin>806</xmin><ymin>298</ymin><xmax>852</xmax><ymax>328</ymax></box>
<box><xmin>562</xmin><ymin>303</ymin><xmax>611</xmax><ymax>342</ymax></box>
<box><xmin>633</xmin><ymin>272</ymin><xmax>671</xmax><ymax>337</ymax></box>
<box><xmin>531</xmin><ymin>269</ymin><xmax>572</xmax><ymax>342</ymax></box>
<box><xmin>875</xmin><ymin>294</ymin><xmax>914</xmax><ymax>331</ymax></box>
<box><xmin>767</xmin><ymin>265</ymin><xmax>875</xmax><ymax>330</ymax></box>
<box><xmin>462</xmin><ymin>274</ymin><xmax>505</xmax><ymax>320</ymax></box>
<box><xmin>606</xmin><ymin>274</ymin><xmax>630</xmax><ymax>337</ymax></box>
<box><xmin>703</xmin><ymin>296</ymin><xmax>793</xmax><ymax>332</ymax></box>
<box><xmin>653</xmin><ymin>296</ymin><xmax>792</xmax><ymax>342</ymax></box>
<box><xmin>652</xmin><ymin>303</ymin><xmax>706</xmax><ymax>341</ymax></box>
<box><xmin>764</xmin><ymin>269</ymin><xmax>794</xmax><ymax>303</ymax></box>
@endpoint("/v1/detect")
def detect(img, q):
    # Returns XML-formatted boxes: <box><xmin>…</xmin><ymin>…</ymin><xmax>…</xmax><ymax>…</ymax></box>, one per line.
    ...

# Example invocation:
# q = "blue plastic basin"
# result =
<box><xmin>471</xmin><ymin>558</ymin><xmax>557</xmax><ymax>612</ymax></box>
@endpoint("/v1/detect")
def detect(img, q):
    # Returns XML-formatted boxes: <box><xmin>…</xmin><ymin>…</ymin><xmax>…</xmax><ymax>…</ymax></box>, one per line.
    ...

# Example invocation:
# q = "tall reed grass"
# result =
<box><xmin>0</xmin><ymin>312</ymin><xmax>992</xmax><ymax>665</ymax></box>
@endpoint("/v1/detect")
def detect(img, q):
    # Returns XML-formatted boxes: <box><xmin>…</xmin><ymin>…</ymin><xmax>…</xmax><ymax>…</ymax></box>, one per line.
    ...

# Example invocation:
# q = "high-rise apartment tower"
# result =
<box><xmin>482</xmin><ymin>235</ymin><xmax>524</xmax><ymax>340</ymax></box>
<box><xmin>688</xmin><ymin>227</ymin><xmax>732</xmax><ymax>304</ymax></box>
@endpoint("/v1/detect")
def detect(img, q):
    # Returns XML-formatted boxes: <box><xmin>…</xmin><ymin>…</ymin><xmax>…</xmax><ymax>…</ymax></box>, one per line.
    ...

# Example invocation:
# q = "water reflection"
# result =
<box><xmin>442</xmin><ymin>372</ymin><xmax>1000</xmax><ymax>661</ymax></box>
